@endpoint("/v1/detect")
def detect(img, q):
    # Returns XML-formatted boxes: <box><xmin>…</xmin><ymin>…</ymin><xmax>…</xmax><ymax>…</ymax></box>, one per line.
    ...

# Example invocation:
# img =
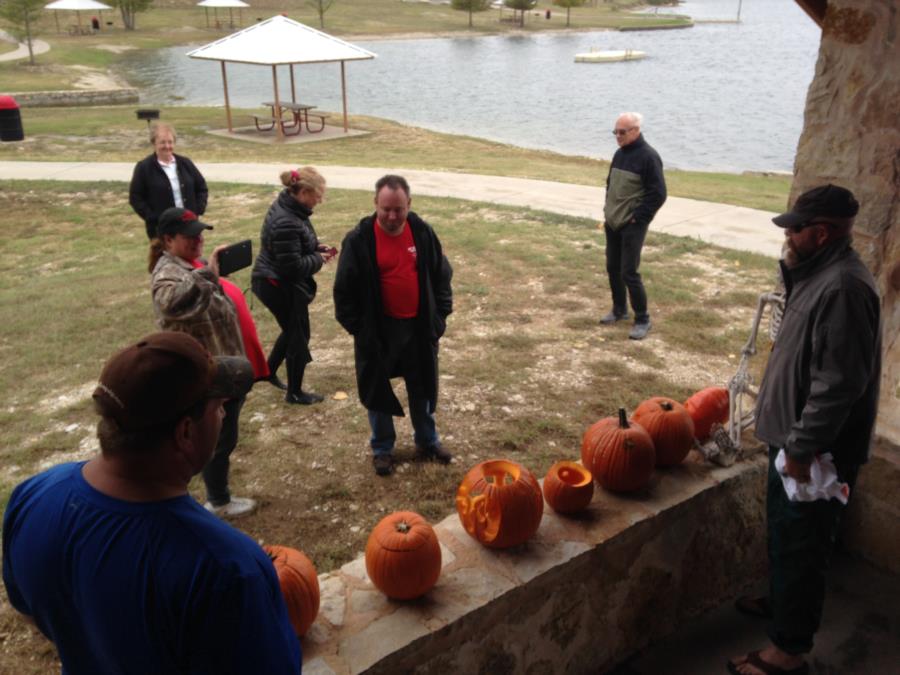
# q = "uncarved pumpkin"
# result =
<box><xmin>264</xmin><ymin>544</ymin><xmax>320</xmax><ymax>637</ymax></box>
<box><xmin>581</xmin><ymin>408</ymin><xmax>656</xmax><ymax>493</ymax></box>
<box><xmin>365</xmin><ymin>511</ymin><xmax>441</xmax><ymax>600</ymax></box>
<box><xmin>543</xmin><ymin>461</ymin><xmax>594</xmax><ymax>514</ymax></box>
<box><xmin>684</xmin><ymin>387</ymin><xmax>729</xmax><ymax>441</ymax></box>
<box><xmin>456</xmin><ymin>459</ymin><xmax>544</xmax><ymax>549</ymax></box>
<box><xmin>631</xmin><ymin>397</ymin><xmax>695</xmax><ymax>467</ymax></box>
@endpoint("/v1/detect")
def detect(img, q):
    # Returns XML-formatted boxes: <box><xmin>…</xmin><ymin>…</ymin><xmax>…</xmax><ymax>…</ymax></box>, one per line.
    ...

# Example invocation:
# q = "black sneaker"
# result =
<box><xmin>415</xmin><ymin>443</ymin><xmax>452</xmax><ymax>465</ymax></box>
<box><xmin>599</xmin><ymin>310</ymin><xmax>630</xmax><ymax>325</ymax></box>
<box><xmin>629</xmin><ymin>320</ymin><xmax>651</xmax><ymax>340</ymax></box>
<box><xmin>373</xmin><ymin>454</ymin><xmax>394</xmax><ymax>476</ymax></box>
<box><xmin>285</xmin><ymin>391</ymin><xmax>324</xmax><ymax>405</ymax></box>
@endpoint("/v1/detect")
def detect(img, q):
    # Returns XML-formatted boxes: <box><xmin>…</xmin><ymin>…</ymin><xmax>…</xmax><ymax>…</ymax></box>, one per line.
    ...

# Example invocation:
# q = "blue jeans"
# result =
<box><xmin>368</xmin><ymin>397</ymin><xmax>438</xmax><ymax>456</ymax></box>
<box><xmin>367</xmin><ymin>316</ymin><xmax>439</xmax><ymax>456</ymax></box>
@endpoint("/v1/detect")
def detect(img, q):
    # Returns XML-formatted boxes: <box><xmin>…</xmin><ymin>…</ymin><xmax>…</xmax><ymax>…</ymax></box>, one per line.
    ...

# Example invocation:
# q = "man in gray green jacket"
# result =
<box><xmin>729</xmin><ymin>184</ymin><xmax>881</xmax><ymax>675</ymax></box>
<box><xmin>600</xmin><ymin>112</ymin><xmax>667</xmax><ymax>340</ymax></box>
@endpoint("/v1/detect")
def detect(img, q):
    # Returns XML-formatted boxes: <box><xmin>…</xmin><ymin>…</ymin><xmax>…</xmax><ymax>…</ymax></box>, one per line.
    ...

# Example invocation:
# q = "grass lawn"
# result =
<box><xmin>0</xmin><ymin>105</ymin><xmax>791</xmax><ymax>212</ymax></box>
<box><xmin>0</xmin><ymin>178</ymin><xmax>777</xmax><ymax>671</ymax></box>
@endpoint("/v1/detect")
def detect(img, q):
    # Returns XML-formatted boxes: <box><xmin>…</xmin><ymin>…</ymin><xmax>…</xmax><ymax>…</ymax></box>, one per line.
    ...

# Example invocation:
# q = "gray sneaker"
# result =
<box><xmin>599</xmin><ymin>310</ymin><xmax>630</xmax><ymax>325</ymax></box>
<box><xmin>204</xmin><ymin>496</ymin><xmax>257</xmax><ymax>519</ymax></box>
<box><xmin>629</xmin><ymin>320</ymin><xmax>652</xmax><ymax>340</ymax></box>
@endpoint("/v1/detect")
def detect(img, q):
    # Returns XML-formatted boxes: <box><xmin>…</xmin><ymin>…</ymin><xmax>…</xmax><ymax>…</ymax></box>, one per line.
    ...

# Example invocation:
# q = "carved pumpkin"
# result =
<box><xmin>684</xmin><ymin>387</ymin><xmax>729</xmax><ymax>441</ymax></box>
<box><xmin>264</xmin><ymin>544</ymin><xmax>320</xmax><ymax>637</ymax></box>
<box><xmin>365</xmin><ymin>511</ymin><xmax>441</xmax><ymax>600</ymax></box>
<box><xmin>581</xmin><ymin>408</ymin><xmax>655</xmax><ymax>493</ymax></box>
<box><xmin>543</xmin><ymin>461</ymin><xmax>594</xmax><ymax>514</ymax></box>
<box><xmin>456</xmin><ymin>459</ymin><xmax>544</xmax><ymax>549</ymax></box>
<box><xmin>631</xmin><ymin>397</ymin><xmax>695</xmax><ymax>467</ymax></box>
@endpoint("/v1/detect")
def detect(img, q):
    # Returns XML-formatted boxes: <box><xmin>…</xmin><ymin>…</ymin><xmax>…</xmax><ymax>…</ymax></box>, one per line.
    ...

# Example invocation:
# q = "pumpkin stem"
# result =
<box><xmin>618</xmin><ymin>407</ymin><xmax>629</xmax><ymax>429</ymax></box>
<box><xmin>395</xmin><ymin>521</ymin><xmax>411</xmax><ymax>534</ymax></box>
<box><xmin>660</xmin><ymin>401</ymin><xmax>673</xmax><ymax>411</ymax></box>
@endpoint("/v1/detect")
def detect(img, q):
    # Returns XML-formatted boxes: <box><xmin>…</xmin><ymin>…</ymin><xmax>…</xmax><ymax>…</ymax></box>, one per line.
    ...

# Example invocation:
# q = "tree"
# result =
<box><xmin>306</xmin><ymin>0</ymin><xmax>336</xmax><ymax>29</ymax></box>
<box><xmin>552</xmin><ymin>0</ymin><xmax>587</xmax><ymax>27</ymax></box>
<box><xmin>0</xmin><ymin>0</ymin><xmax>43</xmax><ymax>65</ymax></box>
<box><xmin>503</xmin><ymin>0</ymin><xmax>537</xmax><ymax>27</ymax></box>
<box><xmin>110</xmin><ymin>0</ymin><xmax>153</xmax><ymax>30</ymax></box>
<box><xmin>451</xmin><ymin>0</ymin><xmax>492</xmax><ymax>28</ymax></box>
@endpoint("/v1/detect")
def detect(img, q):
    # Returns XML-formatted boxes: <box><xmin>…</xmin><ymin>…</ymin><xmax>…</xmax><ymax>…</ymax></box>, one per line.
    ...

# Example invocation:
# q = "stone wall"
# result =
<box><xmin>301</xmin><ymin>455</ymin><xmax>769</xmax><ymax>674</ymax></box>
<box><xmin>790</xmin><ymin>0</ymin><xmax>900</xmax><ymax>445</ymax></box>
<box><xmin>12</xmin><ymin>89</ymin><xmax>139</xmax><ymax>108</ymax></box>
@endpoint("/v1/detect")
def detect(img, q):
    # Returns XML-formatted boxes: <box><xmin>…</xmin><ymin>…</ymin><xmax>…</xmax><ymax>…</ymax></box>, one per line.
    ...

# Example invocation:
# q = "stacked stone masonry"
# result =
<box><xmin>300</xmin><ymin>452</ymin><xmax>771</xmax><ymax>674</ymax></box>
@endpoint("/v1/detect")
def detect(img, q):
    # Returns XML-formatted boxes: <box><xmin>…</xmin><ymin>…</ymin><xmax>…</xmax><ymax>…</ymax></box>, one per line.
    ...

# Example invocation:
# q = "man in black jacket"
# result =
<box><xmin>600</xmin><ymin>112</ymin><xmax>666</xmax><ymax>340</ymax></box>
<box><xmin>333</xmin><ymin>175</ymin><xmax>453</xmax><ymax>476</ymax></box>
<box><xmin>729</xmin><ymin>185</ymin><xmax>881</xmax><ymax>675</ymax></box>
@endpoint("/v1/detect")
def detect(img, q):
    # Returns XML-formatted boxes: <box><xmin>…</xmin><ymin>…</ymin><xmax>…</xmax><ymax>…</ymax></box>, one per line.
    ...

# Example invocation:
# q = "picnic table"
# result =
<box><xmin>256</xmin><ymin>101</ymin><xmax>329</xmax><ymax>136</ymax></box>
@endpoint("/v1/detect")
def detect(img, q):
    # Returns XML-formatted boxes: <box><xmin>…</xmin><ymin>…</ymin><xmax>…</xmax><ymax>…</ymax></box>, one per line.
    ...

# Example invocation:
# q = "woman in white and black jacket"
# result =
<box><xmin>252</xmin><ymin>166</ymin><xmax>337</xmax><ymax>404</ymax></box>
<box><xmin>129</xmin><ymin>122</ymin><xmax>208</xmax><ymax>240</ymax></box>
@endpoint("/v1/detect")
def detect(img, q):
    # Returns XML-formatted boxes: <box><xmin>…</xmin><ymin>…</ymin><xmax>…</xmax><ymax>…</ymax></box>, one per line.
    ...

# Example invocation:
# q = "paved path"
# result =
<box><xmin>0</xmin><ymin>160</ymin><xmax>785</xmax><ymax>257</ymax></box>
<box><xmin>0</xmin><ymin>30</ymin><xmax>50</xmax><ymax>62</ymax></box>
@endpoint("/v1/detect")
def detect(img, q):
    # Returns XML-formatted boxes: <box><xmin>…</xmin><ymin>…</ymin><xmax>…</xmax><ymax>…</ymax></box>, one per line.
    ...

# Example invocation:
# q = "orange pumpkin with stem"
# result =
<box><xmin>456</xmin><ymin>459</ymin><xmax>543</xmax><ymax>549</ymax></box>
<box><xmin>365</xmin><ymin>511</ymin><xmax>441</xmax><ymax>600</ymax></box>
<box><xmin>543</xmin><ymin>461</ymin><xmax>594</xmax><ymax>514</ymax></box>
<box><xmin>684</xmin><ymin>387</ymin><xmax>730</xmax><ymax>441</ymax></box>
<box><xmin>581</xmin><ymin>408</ymin><xmax>655</xmax><ymax>493</ymax></box>
<box><xmin>264</xmin><ymin>545</ymin><xmax>320</xmax><ymax>637</ymax></box>
<box><xmin>631</xmin><ymin>396</ymin><xmax>695</xmax><ymax>467</ymax></box>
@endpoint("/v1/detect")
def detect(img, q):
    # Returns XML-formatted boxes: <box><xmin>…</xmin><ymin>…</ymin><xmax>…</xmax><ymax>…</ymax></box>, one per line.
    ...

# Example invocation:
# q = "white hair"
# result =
<box><xmin>618</xmin><ymin>112</ymin><xmax>643</xmax><ymax>128</ymax></box>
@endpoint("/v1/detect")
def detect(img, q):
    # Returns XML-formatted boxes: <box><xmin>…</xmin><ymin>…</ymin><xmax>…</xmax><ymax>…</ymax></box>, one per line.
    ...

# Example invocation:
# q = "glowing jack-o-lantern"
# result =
<box><xmin>456</xmin><ymin>459</ymin><xmax>543</xmax><ymax>549</ymax></box>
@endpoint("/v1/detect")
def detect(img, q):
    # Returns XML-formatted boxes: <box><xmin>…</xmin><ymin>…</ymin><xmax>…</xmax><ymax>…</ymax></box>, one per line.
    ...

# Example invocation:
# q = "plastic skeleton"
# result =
<box><xmin>698</xmin><ymin>282</ymin><xmax>786</xmax><ymax>466</ymax></box>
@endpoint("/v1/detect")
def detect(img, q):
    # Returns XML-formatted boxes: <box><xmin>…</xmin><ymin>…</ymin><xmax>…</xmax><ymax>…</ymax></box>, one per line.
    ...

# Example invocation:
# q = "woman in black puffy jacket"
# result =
<box><xmin>251</xmin><ymin>167</ymin><xmax>336</xmax><ymax>404</ymax></box>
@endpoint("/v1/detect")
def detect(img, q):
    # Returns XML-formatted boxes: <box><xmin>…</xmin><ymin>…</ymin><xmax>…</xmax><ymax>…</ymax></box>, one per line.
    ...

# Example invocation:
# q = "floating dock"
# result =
<box><xmin>574</xmin><ymin>49</ymin><xmax>646</xmax><ymax>63</ymax></box>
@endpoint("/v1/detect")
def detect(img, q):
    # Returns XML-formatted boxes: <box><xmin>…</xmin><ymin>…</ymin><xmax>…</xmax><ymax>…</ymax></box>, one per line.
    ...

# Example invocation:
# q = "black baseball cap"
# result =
<box><xmin>772</xmin><ymin>184</ymin><xmax>859</xmax><ymax>228</ymax></box>
<box><xmin>157</xmin><ymin>207</ymin><xmax>213</xmax><ymax>238</ymax></box>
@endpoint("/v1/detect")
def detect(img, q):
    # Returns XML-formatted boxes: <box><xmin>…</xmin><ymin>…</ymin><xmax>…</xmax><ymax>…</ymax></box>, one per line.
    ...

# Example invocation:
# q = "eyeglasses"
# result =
<box><xmin>787</xmin><ymin>220</ymin><xmax>830</xmax><ymax>234</ymax></box>
<box><xmin>612</xmin><ymin>127</ymin><xmax>636</xmax><ymax>137</ymax></box>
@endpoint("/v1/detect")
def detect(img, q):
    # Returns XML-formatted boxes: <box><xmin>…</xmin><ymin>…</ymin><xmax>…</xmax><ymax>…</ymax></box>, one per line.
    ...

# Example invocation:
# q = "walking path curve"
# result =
<box><xmin>0</xmin><ymin>30</ymin><xmax>50</xmax><ymax>62</ymax></box>
<box><xmin>0</xmin><ymin>160</ymin><xmax>784</xmax><ymax>257</ymax></box>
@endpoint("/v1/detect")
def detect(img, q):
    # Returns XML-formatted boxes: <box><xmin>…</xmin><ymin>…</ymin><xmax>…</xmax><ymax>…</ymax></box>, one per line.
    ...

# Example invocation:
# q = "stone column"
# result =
<box><xmin>791</xmin><ymin>0</ymin><xmax>900</xmax><ymax>445</ymax></box>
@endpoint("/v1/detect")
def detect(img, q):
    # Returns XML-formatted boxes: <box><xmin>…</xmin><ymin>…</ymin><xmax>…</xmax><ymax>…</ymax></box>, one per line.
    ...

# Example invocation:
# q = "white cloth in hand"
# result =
<box><xmin>775</xmin><ymin>449</ymin><xmax>850</xmax><ymax>505</ymax></box>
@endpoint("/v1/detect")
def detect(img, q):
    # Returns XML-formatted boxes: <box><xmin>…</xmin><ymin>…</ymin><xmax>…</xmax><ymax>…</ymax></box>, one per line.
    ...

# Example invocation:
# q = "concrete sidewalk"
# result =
<box><xmin>0</xmin><ymin>160</ymin><xmax>784</xmax><ymax>257</ymax></box>
<box><xmin>0</xmin><ymin>30</ymin><xmax>50</xmax><ymax>62</ymax></box>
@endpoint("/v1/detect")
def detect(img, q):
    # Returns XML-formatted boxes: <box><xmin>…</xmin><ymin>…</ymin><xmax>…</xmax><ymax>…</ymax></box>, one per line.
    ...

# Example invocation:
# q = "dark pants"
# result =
<box><xmin>766</xmin><ymin>446</ymin><xmax>859</xmax><ymax>655</ymax></box>
<box><xmin>604</xmin><ymin>221</ymin><xmax>649</xmax><ymax>321</ymax></box>
<box><xmin>253</xmin><ymin>278</ymin><xmax>312</xmax><ymax>376</ymax></box>
<box><xmin>203</xmin><ymin>395</ymin><xmax>245</xmax><ymax>506</ymax></box>
<box><xmin>368</xmin><ymin>317</ymin><xmax>438</xmax><ymax>455</ymax></box>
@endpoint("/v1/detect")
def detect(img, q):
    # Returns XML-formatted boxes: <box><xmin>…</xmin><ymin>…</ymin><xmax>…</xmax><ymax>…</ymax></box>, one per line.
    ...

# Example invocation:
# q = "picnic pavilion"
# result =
<box><xmin>196</xmin><ymin>0</ymin><xmax>249</xmax><ymax>30</ymax></box>
<box><xmin>186</xmin><ymin>15</ymin><xmax>376</xmax><ymax>140</ymax></box>
<box><xmin>44</xmin><ymin>0</ymin><xmax>112</xmax><ymax>35</ymax></box>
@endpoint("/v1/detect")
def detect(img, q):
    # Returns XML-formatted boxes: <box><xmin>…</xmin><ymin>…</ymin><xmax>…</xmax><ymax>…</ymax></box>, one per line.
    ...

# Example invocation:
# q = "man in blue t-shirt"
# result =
<box><xmin>2</xmin><ymin>332</ymin><xmax>301</xmax><ymax>674</ymax></box>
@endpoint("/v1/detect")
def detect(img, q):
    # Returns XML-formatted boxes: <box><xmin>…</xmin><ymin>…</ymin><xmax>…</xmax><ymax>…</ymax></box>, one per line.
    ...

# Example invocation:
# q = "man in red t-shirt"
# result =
<box><xmin>334</xmin><ymin>175</ymin><xmax>454</xmax><ymax>476</ymax></box>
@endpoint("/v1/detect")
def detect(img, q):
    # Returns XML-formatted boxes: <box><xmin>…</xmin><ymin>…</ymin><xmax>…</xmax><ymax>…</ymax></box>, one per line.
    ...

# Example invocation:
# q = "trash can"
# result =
<box><xmin>0</xmin><ymin>95</ymin><xmax>24</xmax><ymax>142</ymax></box>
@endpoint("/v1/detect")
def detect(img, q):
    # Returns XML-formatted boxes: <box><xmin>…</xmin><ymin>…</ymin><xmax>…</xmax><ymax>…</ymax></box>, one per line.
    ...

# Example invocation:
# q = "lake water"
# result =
<box><xmin>121</xmin><ymin>0</ymin><xmax>819</xmax><ymax>173</ymax></box>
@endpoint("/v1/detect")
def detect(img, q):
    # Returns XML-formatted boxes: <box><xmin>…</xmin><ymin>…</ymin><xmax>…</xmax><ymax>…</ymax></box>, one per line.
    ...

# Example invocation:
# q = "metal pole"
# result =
<box><xmin>221</xmin><ymin>61</ymin><xmax>233</xmax><ymax>133</ymax></box>
<box><xmin>290</xmin><ymin>64</ymin><xmax>296</xmax><ymax>103</ymax></box>
<box><xmin>273</xmin><ymin>65</ymin><xmax>284</xmax><ymax>141</ymax></box>
<box><xmin>737</xmin><ymin>0</ymin><xmax>743</xmax><ymax>22</ymax></box>
<box><xmin>341</xmin><ymin>61</ymin><xmax>348</xmax><ymax>132</ymax></box>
